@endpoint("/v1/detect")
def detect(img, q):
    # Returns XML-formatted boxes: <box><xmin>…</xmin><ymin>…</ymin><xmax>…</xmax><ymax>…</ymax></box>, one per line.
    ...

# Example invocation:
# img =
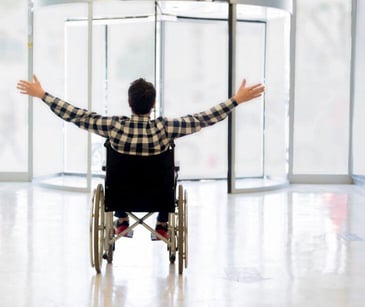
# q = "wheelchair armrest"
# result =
<box><xmin>174</xmin><ymin>161</ymin><xmax>180</xmax><ymax>183</ymax></box>
<box><xmin>175</xmin><ymin>161</ymin><xmax>180</xmax><ymax>172</ymax></box>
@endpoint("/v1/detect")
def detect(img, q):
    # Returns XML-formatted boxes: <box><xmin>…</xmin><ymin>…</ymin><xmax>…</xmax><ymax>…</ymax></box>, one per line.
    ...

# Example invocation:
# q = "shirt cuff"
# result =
<box><xmin>229</xmin><ymin>97</ymin><xmax>238</xmax><ymax>106</ymax></box>
<box><xmin>42</xmin><ymin>92</ymin><xmax>55</xmax><ymax>106</ymax></box>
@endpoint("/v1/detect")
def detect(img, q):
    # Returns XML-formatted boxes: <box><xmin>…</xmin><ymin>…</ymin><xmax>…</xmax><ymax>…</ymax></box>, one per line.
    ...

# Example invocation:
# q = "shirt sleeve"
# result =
<box><xmin>42</xmin><ymin>92</ymin><xmax>113</xmax><ymax>138</ymax></box>
<box><xmin>165</xmin><ymin>99</ymin><xmax>238</xmax><ymax>139</ymax></box>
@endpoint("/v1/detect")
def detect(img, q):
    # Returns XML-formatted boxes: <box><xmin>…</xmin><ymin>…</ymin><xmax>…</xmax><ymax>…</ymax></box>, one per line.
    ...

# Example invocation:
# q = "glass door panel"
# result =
<box><xmin>231</xmin><ymin>8</ymin><xmax>290</xmax><ymax>192</ymax></box>
<box><xmin>33</xmin><ymin>3</ymin><xmax>88</xmax><ymax>190</ymax></box>
<box><xmin>64</xmin><ymin>22</ymin><xmax>88</xmax><ymax>187</ymax></box>
<box><xmin>0</xmin><ymin>0</ymin><xmax>28</xmax><ymax>176</ymax></box>
<box><xmin>293</xmin><ymin>0</ymin><xmax>351</xmax><ymax>175</ymax></box>
<box><xmin>233</xmin><ymin>22</ymin><xmax>266</xmax><ymax>189</ymax></box>
<box><xmin>264</xmin><ymin>17</ymin><xmax>290</xmax><ymax>179</ymax></box>
<box><xmin>92</xmin><ymin>2</ymin><xmax>155</xmax><ymax>174</ymax></box>
<box><xmin>163</xmin><ymin>20</ymin><xmax>228</xmax><ymax>179</ymax></box>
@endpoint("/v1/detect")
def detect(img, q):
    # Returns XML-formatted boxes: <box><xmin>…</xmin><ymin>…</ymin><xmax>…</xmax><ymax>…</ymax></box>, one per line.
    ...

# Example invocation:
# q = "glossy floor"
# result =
<box><xmin>1</xmin><ymin>181</ymin><xmax>365</xmax><ymax>307</ymax></box>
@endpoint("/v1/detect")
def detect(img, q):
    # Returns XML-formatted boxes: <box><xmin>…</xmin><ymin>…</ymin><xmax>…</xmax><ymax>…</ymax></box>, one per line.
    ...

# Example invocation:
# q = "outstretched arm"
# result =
<box><xmin>17</xmin><ymin>75</ymin><xmax>113</xmax><ymax>139</ymax></box>
<box><xmin>17</xmin><ymin>75</ymin><xmax>46</xmax><ymax>99</ymax></box>
<box><xmin>165</xmin><ymin>79</ymin><xmax>264</xmax><ymax>139</ymax></box>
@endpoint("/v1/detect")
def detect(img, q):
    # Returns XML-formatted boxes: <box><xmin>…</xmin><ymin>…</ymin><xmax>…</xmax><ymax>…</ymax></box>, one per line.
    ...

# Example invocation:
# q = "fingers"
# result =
<box><xmin>17</xmin><ymin>80</ymin><xmax>30</xmax><ymax>86</ymax></box>
<box><xmin>240</xmin><ymin>79</ymin><xmax>247</xmax><ymax>89</ymax></box>
<box><xmin>248</xmin><ymin>83</ymin><xmax>264</xmax><ymax>91</ymax></box>
<box><xmin>17</xmin><ymin>89</ymin><xmax>28</xmax><ymax>95</ymax></box>
<box><xmin>239</xmin><ymin>79</ymin><xmax>264</xmax><ymax>94</ymax></box>
<box><xmin>248</xmin><ymin>83</ymin><xmax>265</xmax><ymax>96</ymax></box>
<box><xmin>17</xmin><ymin>81</ymin><xmax>29</xmax><ymax>88</ymax></box>
<box><xmin>16</xmin><ymin>80</ymin><xmax>34</xmax><ymax>95</ymax></box>
<box><xmin>33</xmin><ymin>74</ymin><xmax>39</xmax><ymax>83</ymax></box>
<box><xmin>16</xmin><ymin>81</ymin><xmax>29</xmax><ymax>92</ymax></box>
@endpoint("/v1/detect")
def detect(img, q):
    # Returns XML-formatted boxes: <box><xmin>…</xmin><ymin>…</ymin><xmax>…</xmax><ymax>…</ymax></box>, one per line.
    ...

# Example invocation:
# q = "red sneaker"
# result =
<box><xmin>155</xmin><ymin>224</ymin><xmax>169</xmax><ymax>240</ymax></box>
<box><xmin>114</xmin><ymin>220</ymin><xmax>129</xmax><ymax>235</ymax></box>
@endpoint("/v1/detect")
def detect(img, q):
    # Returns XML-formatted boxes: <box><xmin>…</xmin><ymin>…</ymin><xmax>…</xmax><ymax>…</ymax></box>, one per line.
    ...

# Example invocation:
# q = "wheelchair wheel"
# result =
<box><xmin>89</xmin><ymin>184</ymin><xmax>105</xmax><ymax>274</ymax></box>
<box><xmin>177</xmin><ymin>184</ymin><xmax>188</xmax><ymax>274</ymax></box>
<box><xmin>103</xmin><ymin>211</ymin><xmax>114</xmax><ymax>264</ymax></box>
<box><xmin>168</xmin><ymin>212</ymin><xmax>177</xmax><ymax>264</ymax></box>
<box><xmin>184</xmin><ymin>189</ymin><xmax>188</xmax><ymax>269</ymax></box>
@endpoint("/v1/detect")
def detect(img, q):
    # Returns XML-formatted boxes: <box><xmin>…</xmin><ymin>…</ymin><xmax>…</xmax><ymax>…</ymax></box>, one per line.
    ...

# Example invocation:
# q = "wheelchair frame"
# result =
<box><xmin>89</xmin><ymin>142</ymin><xmax>188</xmax><ymax>274</ymax></box>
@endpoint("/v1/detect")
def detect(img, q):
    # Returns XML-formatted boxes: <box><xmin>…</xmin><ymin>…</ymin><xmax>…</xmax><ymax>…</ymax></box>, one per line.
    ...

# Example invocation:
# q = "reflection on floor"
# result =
<box><xmin>1</xmin><ymin>181</ymin><xmax>365</xmax><ymax>307</ymax></box>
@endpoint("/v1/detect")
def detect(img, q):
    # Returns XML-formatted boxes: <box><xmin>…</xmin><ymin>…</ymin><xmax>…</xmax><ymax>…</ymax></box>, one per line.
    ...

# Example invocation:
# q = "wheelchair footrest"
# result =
<box><xmin>151</xmin><ymin>233</ymin><xmax>168</xmax><ymax>241</ymax></box>
<box><xmin>118</xmin><ymin>230</ymin><xmax>134</xmax><ymax>238</ymax></box>
<box><xmin>125</xmin><ymin>230</ymin><xmax>134</xmax><ymax>238</ymax></box>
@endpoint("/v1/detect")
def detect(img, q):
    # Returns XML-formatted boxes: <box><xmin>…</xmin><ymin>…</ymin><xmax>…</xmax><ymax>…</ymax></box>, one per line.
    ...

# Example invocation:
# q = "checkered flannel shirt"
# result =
<box><xmin>42</xmin><ymin>93</ymin><xmax>238</xmax><ymax>156</ymax></box>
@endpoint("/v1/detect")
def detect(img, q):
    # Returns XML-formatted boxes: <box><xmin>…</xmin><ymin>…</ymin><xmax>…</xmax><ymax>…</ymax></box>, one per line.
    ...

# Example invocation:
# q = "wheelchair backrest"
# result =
<box><xmin>103</xmin><ymin>140</ymin><xmax>176</xmax><ymax>213</ymax></box>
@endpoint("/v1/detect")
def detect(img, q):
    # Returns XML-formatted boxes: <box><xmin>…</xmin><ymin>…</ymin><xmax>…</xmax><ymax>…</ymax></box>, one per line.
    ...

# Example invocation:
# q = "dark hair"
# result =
<box><xmin>128</xmin><ymin>78</ymin><xmax>156</xmax><ymax>115</ymax></box>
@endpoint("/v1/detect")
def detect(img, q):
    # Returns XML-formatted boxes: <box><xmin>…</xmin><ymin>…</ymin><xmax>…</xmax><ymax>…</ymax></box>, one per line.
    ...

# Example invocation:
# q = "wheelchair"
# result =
<box><xmin>89</xmin><ymin>141</ymin><xmax>188</xmax><ymax>274</ymax></box>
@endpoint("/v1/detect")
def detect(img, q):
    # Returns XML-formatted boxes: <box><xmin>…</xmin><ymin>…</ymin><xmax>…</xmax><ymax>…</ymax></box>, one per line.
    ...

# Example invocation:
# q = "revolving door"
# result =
<box><xmin>30</xmin><ymin>0</ymin><xmax>291</xmax><ymax>192</ymax></box>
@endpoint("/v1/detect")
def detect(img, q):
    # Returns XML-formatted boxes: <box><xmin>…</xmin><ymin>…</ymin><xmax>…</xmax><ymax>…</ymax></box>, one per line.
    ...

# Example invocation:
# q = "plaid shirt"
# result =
<box><xmin>42</xmin><ymin>93</ymin><xmax>238</xmax><ymax>156</ymax></box>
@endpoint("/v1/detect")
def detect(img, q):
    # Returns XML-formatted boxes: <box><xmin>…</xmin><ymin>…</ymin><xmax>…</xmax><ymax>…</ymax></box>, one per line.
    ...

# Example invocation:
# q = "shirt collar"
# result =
<box><xmin>131</xmin><ymin>114</ymin><xmax>151</xmax><ymax>122</ymax></box>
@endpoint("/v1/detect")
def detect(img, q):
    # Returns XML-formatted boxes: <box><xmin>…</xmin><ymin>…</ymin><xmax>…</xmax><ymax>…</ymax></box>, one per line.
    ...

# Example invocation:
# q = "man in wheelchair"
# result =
<box><xmin>17</xmin><ymin>75</ymin><xmax>264</xmax><ymax>240</ymax></box>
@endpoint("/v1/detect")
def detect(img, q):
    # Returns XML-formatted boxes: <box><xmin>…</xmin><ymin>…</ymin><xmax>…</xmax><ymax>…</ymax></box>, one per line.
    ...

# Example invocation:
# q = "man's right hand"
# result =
<box><xmin>232</xmin><ymin>79</ymin><xmax>265</xmax><ymax>104</ymax></box>
<box><xmin>17</xmin><ymin>75</ymin><xmax>46</xmax><ymax>99</ymax></box>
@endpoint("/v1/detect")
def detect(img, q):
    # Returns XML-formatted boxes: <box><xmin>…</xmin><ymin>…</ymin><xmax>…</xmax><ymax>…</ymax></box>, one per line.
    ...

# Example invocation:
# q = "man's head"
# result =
<box><xmin>128</xmin><ymin>78</ymin><xmax>156</xmax><ymax>115</ymax></box>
